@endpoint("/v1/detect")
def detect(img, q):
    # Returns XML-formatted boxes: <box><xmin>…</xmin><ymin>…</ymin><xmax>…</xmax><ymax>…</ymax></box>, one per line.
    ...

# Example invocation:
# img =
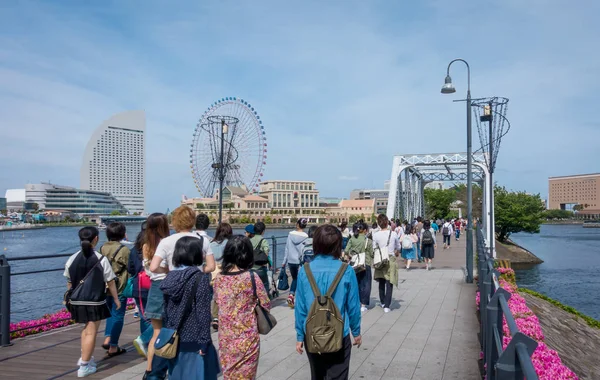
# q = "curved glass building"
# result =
<box><xmin>80</xmin><ymin>111</ymin><xmax>146</xmax><ymax>214</ymax></box>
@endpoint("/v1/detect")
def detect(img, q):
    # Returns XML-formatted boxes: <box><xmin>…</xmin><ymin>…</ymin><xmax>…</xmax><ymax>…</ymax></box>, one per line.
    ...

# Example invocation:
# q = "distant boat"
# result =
<box><xmin>582</xmin><ymin>220</ymin><xmax>600</xmax><ymax>228</ymax></box>
<box><xmin>98</xmin><ymin>224</ymin><xmax>107</xmax><ymax>230</ymax></box>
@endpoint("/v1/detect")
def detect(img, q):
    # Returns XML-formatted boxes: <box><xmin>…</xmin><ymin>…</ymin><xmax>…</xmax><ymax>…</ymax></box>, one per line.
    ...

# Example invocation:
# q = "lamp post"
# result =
<box><xmin>441</xmin><ymin>58</ymin><xmax>474</xmax><ymax>283</ymax></box>
<box><xmin>218</xmin><ymin>119</ymin><xmax>229</xmax><ymax>224</ymax></box>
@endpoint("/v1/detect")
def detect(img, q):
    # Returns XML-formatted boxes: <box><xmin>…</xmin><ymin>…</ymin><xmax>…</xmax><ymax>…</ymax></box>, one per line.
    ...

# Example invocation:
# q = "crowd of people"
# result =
<box><xmin>63</xmin><ymin>208</ymin><xmax>466</xmax><ymax>379</ymax></box>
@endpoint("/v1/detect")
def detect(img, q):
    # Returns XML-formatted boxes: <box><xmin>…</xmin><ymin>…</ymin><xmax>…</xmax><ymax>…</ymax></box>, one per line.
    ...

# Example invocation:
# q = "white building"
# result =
<box><xmin>80</xmin><ymin>111</ymin><xmax>146</xmax><ymax>214</ymax></box>
<box><xmin>4</xmin><ymin>189</ymin><xmax>25</xmax><ymax>211</ymax></box>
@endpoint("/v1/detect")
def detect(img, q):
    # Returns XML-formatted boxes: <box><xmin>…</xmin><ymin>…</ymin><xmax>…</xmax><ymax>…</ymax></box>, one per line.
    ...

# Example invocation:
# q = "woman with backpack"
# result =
<box><xmin>372</xmin><ymin>214</ymin><xmax>401</xmax><ymax>313</ymax></box>
<box><xmin>127</xmin><ymin>223</ymin><xmax>154</xmax><ymax>358</ymax></box>
<box><xmin>295</xmin><ymin>224</ymin><xmax>362</xmax><ymax>379</ymax></box>
<box><xmin>283</xmin><ymin>218</ymin><xmax>309</xmax><ymax>308</ymax></box>
<box><xmin>214</xmin><ymin>235</ymin><xmax>270</xmax><ymax>379</ymax></box>
<box><xmin>344</xmin><ymin>220</ymin><xmax>373</xmax><ymax>312</ymax></box>
<box><xmin>64</xmin><ymin>226</ymin><xmax>120</xmax><ymax>378</ymax></box>
<box><xmin>420</xmin><ymin>220</ymin><xmax>437</xmax><ymax>270</ymax></box>
<box><xmin>399</xmin><ymin>224</ymin><xmax>419</xmax><ymax>271</ymax></box>
<box><xmin>160</xmin><ymin>236</ymin><xmax>220</xmax><ymax>379</ymax></box>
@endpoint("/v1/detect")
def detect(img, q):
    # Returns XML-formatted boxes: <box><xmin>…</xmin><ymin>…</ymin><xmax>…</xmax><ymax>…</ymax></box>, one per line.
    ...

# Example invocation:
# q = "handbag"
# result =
<box><xmin>154</xmin><ymin>274</ymin><xmax>200</xmax><ymax>359</ymax></box>
<box><xmin>138</xmin><ymin>270</ymin><xmax>151</xmax><ymax>290</ymax></box>
<box><xmin>63</xmin><ymin>257</ymin><xmax>104</xmax><ymax>313</ymax></box>
<box><xmin>122</xmin><ymin>276</ymin><xmax>135</xmax><ymax>298</ymax></box>
<box><xmin>373</xmin><ymin>230</ymin><xmax>392</xmax><ymax>270</ymax></box>
<box><xmin>250</xmin><ymin>271</ymin><xmax>277</xmax><ymax>335</ymax></box>
<box><xmin>350</xmin><ymin>238</ymin><xmax>368</xmax><ymax>273</ymax></box>
<box><xmin>277</xmin><ymin>266</ymin><xmax>289</xmax><ymax>291</ymax></box>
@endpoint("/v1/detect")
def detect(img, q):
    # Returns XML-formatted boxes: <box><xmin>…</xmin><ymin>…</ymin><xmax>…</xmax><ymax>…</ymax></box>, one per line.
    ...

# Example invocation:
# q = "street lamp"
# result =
<box><xmin>441</xmin><ymin>58</ymin><xmax>474</xmax><ymax>283</ymax></box>
<box><xmin>218</xmin><ymin>119</ymin><xmax>228</xmax><ymax>224</ymax></box>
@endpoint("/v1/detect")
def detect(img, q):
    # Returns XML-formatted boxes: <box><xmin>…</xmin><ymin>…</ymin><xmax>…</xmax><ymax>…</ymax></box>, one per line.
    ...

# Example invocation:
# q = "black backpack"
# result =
<box><xmin>253</xmin><ymin>238</ymin><xmax>269</xmax><ymax>265</ymax></box>
<box><xmin>422</xmin><ymin>229</ymin><xmax>434</xmax><ymax>245</ymax></box>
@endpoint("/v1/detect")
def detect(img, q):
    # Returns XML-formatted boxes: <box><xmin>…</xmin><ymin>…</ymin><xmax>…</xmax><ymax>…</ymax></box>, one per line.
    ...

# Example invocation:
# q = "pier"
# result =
<box><xmin>0</xmin><ymin>238</ymin><xmax>481</xmax><ymax>379</ymax></box>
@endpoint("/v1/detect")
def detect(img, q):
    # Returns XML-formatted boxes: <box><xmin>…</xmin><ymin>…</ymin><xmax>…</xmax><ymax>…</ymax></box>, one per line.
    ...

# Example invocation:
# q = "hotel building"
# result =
<box><xmin>548</xmin><ymin>173</ymin><xmax>600</xmax><ymax>215</ymax></box>
<box><xmin>80</xmin><ymin>111</ymin><xmax>146</xmax><ymax>214</ymax></box>
<box><xmin>259</xmin><ymin>180</ymin><xmax>320</xmax><ymax>212</ymax></box>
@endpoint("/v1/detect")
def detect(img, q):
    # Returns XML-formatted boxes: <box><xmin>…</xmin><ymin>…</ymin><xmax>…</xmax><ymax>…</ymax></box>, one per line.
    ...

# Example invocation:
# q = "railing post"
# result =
<box><xmin>271</xmin><ymin>236</ymin><xmax>277</xmax><ymax>268</ymax></box>
<box><xmin>486</xmin><ymin>286</ymin><xmax>510</xmax><ymax>380</ymax></box>
<box><xmin>481</xmin><ymin>256</ymin><xmax>492</xmax><ymax>352</ymax></box>
<box><xmin>496</xmin><ymin>332</ymin><xmax>538</xmax><ymax>380</ymax></box>
<box><xmin>0</xmin><ymin>255</ymin><xmax>11</xmax><ymax>347</ymax></box>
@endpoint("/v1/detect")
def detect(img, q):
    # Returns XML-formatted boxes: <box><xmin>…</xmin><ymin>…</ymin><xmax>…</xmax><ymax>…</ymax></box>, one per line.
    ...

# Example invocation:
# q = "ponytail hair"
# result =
<box><xmin>79</xmin><ymin>226</ymin><xmax>99</xmax><ymax>258</ymax></box>
<box><xmin>352</xmin><ymin>222</ymin><xmax>360</xmax><ymax>238</ymax></box>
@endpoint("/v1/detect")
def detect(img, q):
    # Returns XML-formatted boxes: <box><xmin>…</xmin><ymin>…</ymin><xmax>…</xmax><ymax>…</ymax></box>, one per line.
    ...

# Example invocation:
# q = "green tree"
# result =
<box><xmin>424</xmin><ymin>188</ymin><xmax>456</xmax><ymax>220</ymax></box>
<box><xmin>264</xmin><ymin>215</ymin><xmax>273</xmax><ymax>224</ymax></box>
<box><xmin>240</xmin><ymin>216</ymin><xmax>251</xmax><ymax>224</ymax></box>
<box><xmin>453</xmin><ymin>184</ymin><xmax>483</xmax><ymax>220</ymax></box>
<box><xmin>542</xmin><ymin>209</ymin><xmax>574</xmax><ymax>220</ymax></box>
<box><xmin>196</xmin><ymin>203</ymin><xmax>205</xmax><ymax>209</ymax></box>
<box><xmin>110</xmin><ymin>210</ymin><xmax>122</xmax><ymax>216</ymax></box>
<box><xmin>494</xmin><ymin>186</ymin><xmax>545</xmax><ymax>242</ymax></box>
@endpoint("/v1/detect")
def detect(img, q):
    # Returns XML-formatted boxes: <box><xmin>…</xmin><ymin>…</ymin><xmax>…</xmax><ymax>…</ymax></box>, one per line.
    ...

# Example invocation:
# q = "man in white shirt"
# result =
<box><xmin>441</xmin><ymin>220</ymin><xmax>454</xmax><ymax>249</ymax></box>
<box><xmin>372</xmin><ymin>215</ymin><xmax>401</xmax><ymax>313</ymax></box>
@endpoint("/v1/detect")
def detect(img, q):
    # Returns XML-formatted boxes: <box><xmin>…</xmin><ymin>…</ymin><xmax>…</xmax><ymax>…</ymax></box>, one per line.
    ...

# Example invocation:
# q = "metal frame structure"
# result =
<box><xmin>386</xmin><ymin>153</ymin><xmax>494</xmax><ymax>256</ymax></box>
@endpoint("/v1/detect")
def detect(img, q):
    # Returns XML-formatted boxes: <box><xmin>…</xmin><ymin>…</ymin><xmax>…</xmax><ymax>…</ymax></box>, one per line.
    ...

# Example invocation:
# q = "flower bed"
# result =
<box><xmin>10</xmin><ymin>299</ymin><xmax>137</xmax><ymax>340</ymax></box>
<box><xmin>476</xmin><ymin>267</ymin><xmax>578</xmax><ymax>379</ymax></box>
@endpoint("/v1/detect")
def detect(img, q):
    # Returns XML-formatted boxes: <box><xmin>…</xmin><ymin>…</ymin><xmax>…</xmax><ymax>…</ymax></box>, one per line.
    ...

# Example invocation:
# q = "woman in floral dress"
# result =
<box><xmin>214</xmin><ymin>235</ymin><xmax>271</xmax><ymax>379</ymax></box>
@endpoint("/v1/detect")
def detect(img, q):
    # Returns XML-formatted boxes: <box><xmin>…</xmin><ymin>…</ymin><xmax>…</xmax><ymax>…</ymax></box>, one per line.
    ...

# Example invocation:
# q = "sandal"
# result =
<box><xmin>101</xmin><ymin>343</ymin><xmax>110</xmax><ymax>350</ymax></box>
<box><xmin>107</xmin><ymin>347</ymin><xmax>127</xmax><ymax>357</ymax></box>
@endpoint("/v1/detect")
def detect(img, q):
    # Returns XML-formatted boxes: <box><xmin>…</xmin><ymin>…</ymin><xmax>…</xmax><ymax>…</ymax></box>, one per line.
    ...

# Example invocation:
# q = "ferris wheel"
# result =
<box><xmin>190</xmin><ymin>97</ymin><xmax>267</xmax><ymax>197</ymax></box>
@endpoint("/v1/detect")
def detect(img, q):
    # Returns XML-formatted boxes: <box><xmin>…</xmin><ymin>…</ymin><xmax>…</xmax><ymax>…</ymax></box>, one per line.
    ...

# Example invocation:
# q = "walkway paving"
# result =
<box><xmin>0</xmin><ymin>234</ymin><xmax>481</xmax><ymax>379</ymax></box>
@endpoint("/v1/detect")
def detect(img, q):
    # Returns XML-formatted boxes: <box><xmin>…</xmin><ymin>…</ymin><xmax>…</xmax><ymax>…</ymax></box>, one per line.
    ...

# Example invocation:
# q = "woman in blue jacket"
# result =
<box><xmin>294</xmin><ymin>224</ymin><xmax>362</xmax><ymax>380</ymax></box>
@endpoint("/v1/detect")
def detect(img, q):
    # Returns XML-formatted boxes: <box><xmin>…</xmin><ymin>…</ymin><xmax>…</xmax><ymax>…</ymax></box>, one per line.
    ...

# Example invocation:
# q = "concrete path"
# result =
<box><xmin>103</xmin><ymin>238</ymin><xmax>480</xmax><ymax>380</ymax></box>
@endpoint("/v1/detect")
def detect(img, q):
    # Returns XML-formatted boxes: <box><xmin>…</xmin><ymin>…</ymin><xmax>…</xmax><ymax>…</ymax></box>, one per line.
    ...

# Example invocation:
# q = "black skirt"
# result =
<box><xmin>422</xmin><ymin>244</ymin><xmax>435</xmax><ymax>259</ymax></box>
<box><xmin>70</xmin><ymin>304</ymin><xmax>111</xmax><ymax>324</ymax></box>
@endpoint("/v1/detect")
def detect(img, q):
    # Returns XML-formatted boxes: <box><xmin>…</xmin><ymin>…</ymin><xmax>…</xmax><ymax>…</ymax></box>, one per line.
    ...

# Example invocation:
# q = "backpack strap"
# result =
<box><xmin>326</xmin><ymin>263</ymin><xmax>348</xmax><ymax>298</ymax></box>
<box><xmin>303</xmin><ymin>264</ymin><xmax>321</xmax><ymax>298</ymax></box>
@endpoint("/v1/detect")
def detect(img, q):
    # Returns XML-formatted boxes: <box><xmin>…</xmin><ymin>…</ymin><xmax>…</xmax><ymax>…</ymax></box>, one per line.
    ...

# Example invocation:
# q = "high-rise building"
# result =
<box><xmin>548</xmin><ymin>173</ymin><xmax>600</xmax><ymax>215</ymax></box>
<box><xmin>80</xmin><ymin>111</ymin><xmax>146</xmax><ymax>214</ymax></box>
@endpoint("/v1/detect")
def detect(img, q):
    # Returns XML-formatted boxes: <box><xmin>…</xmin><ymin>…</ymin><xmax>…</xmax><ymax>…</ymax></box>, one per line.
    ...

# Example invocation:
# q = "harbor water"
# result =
<box><xmin>1</xmin><ymin>225</ymin><xmax>293</xmax><ymax>322</ymax></box>
<box><xmin>511</xmin><ymin>224</ymin><xmax>600</xmax><ymax>320</ymax></box>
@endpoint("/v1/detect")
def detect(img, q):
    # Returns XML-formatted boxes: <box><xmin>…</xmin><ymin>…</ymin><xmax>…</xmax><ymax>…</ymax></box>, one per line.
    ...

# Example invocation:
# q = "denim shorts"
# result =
<box><xmin>144</xmin><ymin>279</ymin><xmax>164</xmax><ymax>320</ymax></box>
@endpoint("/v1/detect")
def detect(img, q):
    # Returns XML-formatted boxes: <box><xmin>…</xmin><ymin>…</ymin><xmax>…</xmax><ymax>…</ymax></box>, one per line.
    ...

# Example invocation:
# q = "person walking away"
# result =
<box><xmin>345</xmin><ymin>221</ymin><xmax>373</xmax><ymax>311</ymax></box>
<box><xmin>431</xmin><ymin>220</ymin><xmax>439</xmax><ymax>235</ymax></box>
<box><xmin>209</xmin><ymin>222</ymin><xmax>232</xmax><ymax>331</ymax></box>
<box><xmin>420</xmin><ymin>220</ymin><xmax>437</xmax><ymax>270</ymax></box>
<box><xmin>127</xmin><ymin>223</ymin><xmax>154</xmax><ymax>358</ymax></box>
<box><xmin>414</xmin><ymin>217</ymin><xmax>424</xmax><ymax>263</ymax></box>
<box><xmin>195</xmin><ymin>213</ymin><xmax>212</xmax><ymax>241</ymax></box>
<box><xmin>454</xmin><ymin>218</ymin><xmax>462</xmax><ymax>241</ymax></box>
<box><xmin>400</xmin><ymin>225</ymin><xmax>419</xmax><ymax>270</ymax></box>
<box><xmin>339</xmin><ymin>221</ymin><xmax>350</xmax><ymax>250</ymax></box>
<box><xmin>295</xmin><ymin>224</ymin><xmax>362</xmax><ymax>380</ymax></box>
<box><xmin>147</xmin><ymin>207</ymin><xmax>216</xmax><ymax>379</ymax></box>
<box><xmin>372</xmin><ymin>214</ymin><xmax>400</xmax><ymax>313</ymax></box>
<box><xmin>214</xmin><ymin>236</ymin><xmax>271</xmax><ymax>379</ymax></box>
<box><xmin>302</xmin><ymin>225</ymin><xmax>318</xmax><ymax>264</ymax></box>
<box><xmin>100</xmin><ymin>222</ymin><xmax>130</xmax><ymax>356</ymax></box>
<box><xmin>442</xmin><ymin>219</ymin><xmax>453</xmax><ymax>249</ymax></box>
<box><xmin>250</xmin><ymin>221</ymin><xmax>271</xmax><ymax>296</ymax></box>
<box><xmin>160</xmin><ymin>237</ymin><xmax>220</xmax><ymax>379</ymax></box>
<box><xmin>283</xmin><ymin>218</ymin><xmax>308</xmax><ymax>308</ymax></box>
<box><xmin>64</xmin><ymin>226</ymin><xmax>120</xmax><ymax>378</ymax></box>
<box><xmin>141</xmin><ymin>213</ymin><xmax>171</xmax><ymax>379</ymax></box>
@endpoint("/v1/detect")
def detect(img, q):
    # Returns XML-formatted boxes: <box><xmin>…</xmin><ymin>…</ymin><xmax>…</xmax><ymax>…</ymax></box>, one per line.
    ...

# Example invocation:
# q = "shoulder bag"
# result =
<box><xmin>373</xmin><ymin>230</ymin><xmax>392</xmax><ymax>269</ymax></box>
<box><xmin>63</xmin><ymin>256</ymin><xmax>104</xmax><ymax>313</ymax></box>
<box><xmin>350</xmin><ymin>237</ymin><xmax>368</xmax><ymax>273</ymax></box>
<box><xmin>251</xmin><ymin>271</ymin><xmax>277</xmax><ymax>334</ymax></box>
<box><xmin>154</xmin><ymin>274</ymin><xmax>200</xmax><ymax>359</ymax></box>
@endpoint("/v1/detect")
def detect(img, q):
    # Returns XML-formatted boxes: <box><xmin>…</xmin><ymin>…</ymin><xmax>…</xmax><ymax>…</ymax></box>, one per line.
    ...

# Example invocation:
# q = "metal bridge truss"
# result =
<box><xmin>386</xmin><ymin>153</ymin><xmax>493</xmax><ymax>255</ymax></box>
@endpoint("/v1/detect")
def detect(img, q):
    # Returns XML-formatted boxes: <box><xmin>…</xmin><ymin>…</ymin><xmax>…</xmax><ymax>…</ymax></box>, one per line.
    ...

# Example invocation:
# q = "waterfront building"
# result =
<box><xmin>80</xmin><ymin>111</ymin><xmax>146</xmax><ymax>214</ymax></box>
<box><xmin>259</xmin><ymin>180</ymin><xmax>320</xmax><ymax>212</ymax></box>
<box><xmin>548</xmin><ymin>173</ymin><xmax>600</xmax><ymax>217</ymax></box>
<box><xmin>325</xmin><ymin>199</ymin><xmax>376</xmax><ymax>223</ymax></box>
<box><xmin>0</xmin><ymin>197</ymin><xmax>6</xmax><ymax>213</ymax></box>
<box><xmin>319</xmin><ymin>197</ymin><xmax>346</xmax><ymax>207</ymax></box>
<box><xmin>44</xmin><ymin>186</ymin><xmax>128</xmax><ymax>216</ymax></box>
<box><xmin>4</xmin><ymin>189</ymin><xmax>25</xmax><ymax>211</ymax></box>
<box><xmin>25</xmin><ymin>183</ymin><xmax>55</xmax><ymax>209</ymax></box>
<box><xmin>349</xmin><ymin>188</ymin><xmax>389</xmax><ymax>215</ymax></box>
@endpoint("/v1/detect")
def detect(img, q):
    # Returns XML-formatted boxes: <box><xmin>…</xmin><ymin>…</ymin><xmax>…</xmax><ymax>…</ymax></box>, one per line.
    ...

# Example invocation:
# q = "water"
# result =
<box><xmin>1</xmin><ymin>225</ymin><xmax>293</xmax><ymax>322</ymax></box>
<box><xmin>510</xmin><ymin>224</ymin><xmax>600</xmax><ymax>320</ymax></box>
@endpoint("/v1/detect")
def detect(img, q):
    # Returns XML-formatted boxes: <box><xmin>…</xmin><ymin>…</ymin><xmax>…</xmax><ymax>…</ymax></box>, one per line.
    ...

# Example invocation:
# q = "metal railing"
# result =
<box><xmin>476</xmin><ymin>227</ymin><xmax>538</xmax><ymax>380</ymax></box>
<box><xmin>0</xmin><ymin>235</ymin><xmax>291</xmax><ymax>347</ymax></box>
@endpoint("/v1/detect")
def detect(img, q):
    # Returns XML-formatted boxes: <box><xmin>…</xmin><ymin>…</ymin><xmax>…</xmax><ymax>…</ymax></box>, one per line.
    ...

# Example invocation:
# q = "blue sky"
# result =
<box><xmin>1</xmin><ymin>0</ymin><xmax>599</xmax><ymax>212</ymax></box>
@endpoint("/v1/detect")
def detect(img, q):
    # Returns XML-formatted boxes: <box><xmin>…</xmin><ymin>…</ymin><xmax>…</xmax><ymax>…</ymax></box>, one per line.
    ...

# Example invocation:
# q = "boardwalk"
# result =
<box><xmin>0</xmin><ymin>235</ymin><xmax>480</xmax><ymax>379</ymax></box>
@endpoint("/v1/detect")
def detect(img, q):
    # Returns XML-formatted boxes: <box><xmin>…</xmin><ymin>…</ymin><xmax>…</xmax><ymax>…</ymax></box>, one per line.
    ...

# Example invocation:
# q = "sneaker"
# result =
<box><xmin>77</xmin><ymin>357</ymin><xmax>96</xmax><ymax>368</ymax></box>
<box><xmin>406</xmin><ymin>266</ymin><xmax>410</xmax><ymax>271</ymax></box>
<box><xmin>426</xmin><ymin>264</ymin><xmax>430</xmax><ymax>271</ymax></box>
<box><xmin>211</xmin><ymin>318</ymin><xmax>219</xmax><ymax>331</ymax></box>
<box><xmin>133</xmin><ymin>312</ymin><xmax>140</xmax><ymax>318</ymax></box>
<box><xmin>384</xmin><ymin>308</ymin><xmax>391</xmax><ymax>313</ymax></box>
<box><xmin>287</xmin><ymin>294</ymin><xmax>295</xmax><ymax>308</ymax></box>
<box><xmin>376</xmin><ymin>302</ymin><xmax>383</xmax><ymax>308</ymax></box>
<box><xmin>133</xmin><ymin>336</ymin><xmax>147</xmax><ymax>358</ymax></box>
<box><xmin>77</xmin><ymin>364</ymin><xmax>97</xmax><ymax>378</ymax></box>
<box><xmin>360</xmin><ymin>306</ymin><xmax>368</xmax><ymax>312</ymax></box>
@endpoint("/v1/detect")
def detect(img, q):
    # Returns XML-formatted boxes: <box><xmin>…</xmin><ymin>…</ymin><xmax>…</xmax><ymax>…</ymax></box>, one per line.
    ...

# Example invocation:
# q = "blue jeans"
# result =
<box><xmin>105</xmin><ymin>295</ymin><xmax>127</xmax><ymax>347</ymax></box>
<box><xmin>416</xmin><ymin>239</ymin><xmax>422</xmax><ymax>261</ymax></box>
<box><xmin>135</xmin><ymin>296</ymin><xmax>153</xmax><ymax>345</ymax></box>
<box><xmin>455</xmin><ymin>229</ymin><xmax>461</xmax><ymax>239</ymax></box>
<box><xmin>289</xmin><ymin>263</ymin><xmax>300</xmax><ymax>294</ymax></box>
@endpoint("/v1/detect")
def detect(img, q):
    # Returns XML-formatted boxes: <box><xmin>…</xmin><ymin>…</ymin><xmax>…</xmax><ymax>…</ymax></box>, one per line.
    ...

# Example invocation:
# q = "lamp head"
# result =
<box><xmin>441</xmin><ymin>75</ymin><xmax>456</xmax><ymax>94</ymax></box>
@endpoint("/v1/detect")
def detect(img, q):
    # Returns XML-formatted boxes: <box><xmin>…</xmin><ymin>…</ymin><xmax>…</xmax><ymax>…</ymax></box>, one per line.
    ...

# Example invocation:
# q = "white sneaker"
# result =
<box><xmin>77</xmin><ymin>364</ymin><xmax>97</xmax><ymax>378</ymax></box>
<box><xmin>384</xmin><ymin>308</ymin><xmax>391</xmax><ymax>313</ymax></box>
<box><xmin>133</xmin><ymin>336</ymin><xmax>148</xmax><ymax>358</ymax></box>
<box><xmin>360</xmin><ymin>306</ymin><xmax>368</xmax><ymax>312</ymax></box>
<box><xmin>77</xmin><ymin>357</ymin><xmax>96</xmax><ymax>368</ymax></box>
